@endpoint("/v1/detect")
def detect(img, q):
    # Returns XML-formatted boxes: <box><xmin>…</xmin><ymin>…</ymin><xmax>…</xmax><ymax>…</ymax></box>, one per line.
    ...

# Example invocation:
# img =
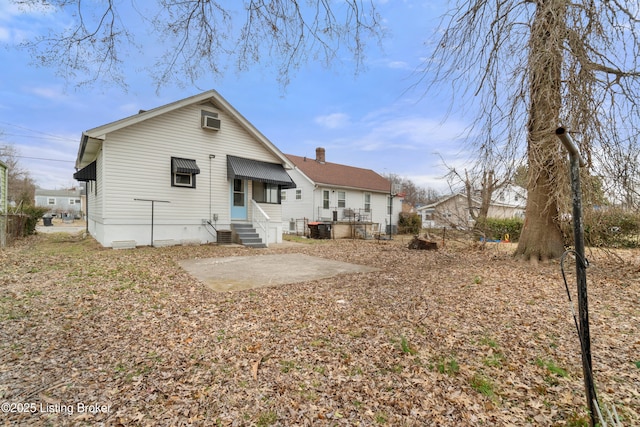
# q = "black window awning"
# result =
<box><xmin>172</xmin><ymin>157</ymin><xmax>200</xmax><ymax>174</ymax></box>
<box><xmin>73</xmin><ymin>161</ymin><xmax>96</xmax><ymax>181</ymax></box>
<box><xmin>227</xmin><ymin>155</ymin><xmax>296</xmax><ymax>189</ymax></box>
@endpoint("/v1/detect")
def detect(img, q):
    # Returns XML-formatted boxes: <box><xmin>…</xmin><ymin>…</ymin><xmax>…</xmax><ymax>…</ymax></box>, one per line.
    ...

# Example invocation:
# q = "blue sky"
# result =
<box><xmin>0</xmin><ymin>0</ymin><xmax>473</xmax><ymax>193</ymax></box>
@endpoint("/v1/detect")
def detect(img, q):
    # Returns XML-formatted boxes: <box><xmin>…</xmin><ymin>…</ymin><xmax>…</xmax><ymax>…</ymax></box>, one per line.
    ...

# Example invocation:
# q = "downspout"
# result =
<box><xmin>313</xmin><ymin>185</ymin><xmax>318</xmax><ymax>221</ymax></box>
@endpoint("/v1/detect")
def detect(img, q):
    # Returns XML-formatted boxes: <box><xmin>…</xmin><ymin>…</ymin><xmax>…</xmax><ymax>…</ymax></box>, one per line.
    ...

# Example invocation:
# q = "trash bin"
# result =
<box><xmin>308</xmin><ymin>222</ymin><xmax>331</xmax><ymax>239</ymax></box>
<box><xmin>43</xmin><ymin>216</ymin><xmax>53</xmax><ymax>226</ymax></box>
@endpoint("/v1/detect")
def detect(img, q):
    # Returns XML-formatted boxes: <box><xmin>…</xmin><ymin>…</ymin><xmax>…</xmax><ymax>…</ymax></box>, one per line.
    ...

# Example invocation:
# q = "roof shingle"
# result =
<box><xmin>286</xmin><ymin>154</ymin><xmax>390</xmax><ymax>193</ymax></box>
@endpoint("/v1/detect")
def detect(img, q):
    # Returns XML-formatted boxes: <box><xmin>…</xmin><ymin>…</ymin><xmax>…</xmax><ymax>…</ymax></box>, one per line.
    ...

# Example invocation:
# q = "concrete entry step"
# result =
<box><xmin>231</xmin><ymin>223</ymin><xmax>267</xmax><ymax>248</ymax></box>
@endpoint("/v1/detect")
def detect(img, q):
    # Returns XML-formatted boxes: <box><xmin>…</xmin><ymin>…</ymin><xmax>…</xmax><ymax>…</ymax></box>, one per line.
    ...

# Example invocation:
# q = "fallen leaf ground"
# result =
<box><xmin>1</xmin><ymin>233</ymin><xmax>638</xmax><ymax>426</ymax></box>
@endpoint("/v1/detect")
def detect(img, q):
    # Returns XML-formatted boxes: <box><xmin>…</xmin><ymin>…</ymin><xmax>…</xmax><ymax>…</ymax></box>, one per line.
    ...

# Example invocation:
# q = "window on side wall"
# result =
<box><xmin>323</xmin><ymin>190</ymin><xmax>330</xmax><ymax>209</ymax></box>
<box><xmin>364</xmin><ymin>193</ymin><xmax>371</xmax><ymax>212</ymax></box>
<box><xmin>295</xmin><ymin>189</ymin><xmax>302</xmax><ymax>200</ymax></box>
<box><xmin>253</xmin><ymin>182</ymin><xmax>280</xmax><ymax>204</ymax></box>
<box><xmin>171</xmin><ymin>157</ymin><xmax>200</xmax><ymax>188</ymax></box>
<box><xmin>338</xmin><ymin>191</ymin><xmax>346</xmax><ymax>208</ymax></box>
<box><xmin>48</xmin><ymin>198</ymin><xmax>55</xmax><ymax>205</ymax></box>
<box><xmin>174</xmin><ymin>173</ymin><xmax>194</xmax><ymax>187</ymax></box>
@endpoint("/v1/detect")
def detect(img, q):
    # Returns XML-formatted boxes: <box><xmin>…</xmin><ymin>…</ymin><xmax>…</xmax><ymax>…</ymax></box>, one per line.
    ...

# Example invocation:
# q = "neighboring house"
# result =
<box><xmin>417</xmin><ymin>193</ymin><xmax>475</xmax><ymax>229</ymax></box>
<box><xmin>281</xmin><ymin>147</ymin><xmax>401</xmax><ymax>235</ymax></box>
<box><xmin>487</xmin><ymin>184</ymin><xmax>526</xmax><ymax>219</ymax></box>
<box><xmin>73</xmin><ymin>90</ymin><xmax>296</xmax><ymax>248</ymax></box>
<box><xmin>417</xmin><ymin>185</ymin><xmax>527</xmax><ymax>228</ymax></box>
<box><xmin>35</xmin><ymin>187</ymin><xmax>85</xmax><ymax>218</ymax></box>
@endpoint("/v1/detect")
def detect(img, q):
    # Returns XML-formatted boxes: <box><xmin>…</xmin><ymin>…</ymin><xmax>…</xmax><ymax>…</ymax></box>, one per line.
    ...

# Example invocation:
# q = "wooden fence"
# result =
<box><xmin>0</xmin><ymin>214</ymin><xmax>29</xmax><ymax>247</ymax></box>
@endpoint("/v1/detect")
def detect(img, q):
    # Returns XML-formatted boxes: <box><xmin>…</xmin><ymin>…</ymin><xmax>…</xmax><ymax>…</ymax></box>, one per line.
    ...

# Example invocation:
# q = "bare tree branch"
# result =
<box><xmin>14</xmin><ymin>0</ymin><xmax>383</xmax><ymax>90</ymax></box>
<box><xmin>418</xmin><ymin>0</ymin><xmax>640</xmax><ymax>259</ymax></box>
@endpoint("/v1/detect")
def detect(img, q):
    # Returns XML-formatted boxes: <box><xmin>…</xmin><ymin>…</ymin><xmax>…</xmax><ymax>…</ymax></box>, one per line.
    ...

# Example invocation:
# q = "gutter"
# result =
<box><xmin>76</xmin><ymin>134</ymin><xmax>89</xmax><ymax>169</ymax></box>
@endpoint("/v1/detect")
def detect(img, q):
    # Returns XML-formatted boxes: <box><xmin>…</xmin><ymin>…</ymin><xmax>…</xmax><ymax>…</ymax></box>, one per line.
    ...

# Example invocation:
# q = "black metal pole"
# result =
<box><xmin>150</xmin><ymin>200</ymin><xmax>155</xmax><ymax>246</ymax></box>
<box><xmin>134</xmin><ymin>198</ymin><xmax>170</xmax><ymax>247</ymax></box>
<box><xmin>85</xmin><ymin>184</ymin><xmax>89</xmax><ymax>235</ymax></box>
<box><xmin>556</xmin><ymin>127</ymin><xmax>597</xmax><ymax>427</ymax></box>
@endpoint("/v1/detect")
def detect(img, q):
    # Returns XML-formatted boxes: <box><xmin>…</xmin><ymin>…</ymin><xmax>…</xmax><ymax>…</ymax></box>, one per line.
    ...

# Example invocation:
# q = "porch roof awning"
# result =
<box><xmin>73</xmin><ymin>160</ymin><xmax>96</xmax><ymax>181</ymax></box>
<box><xmin>172</xmin><ymin>157</ymin><xmax>200</xmax><ymax>174</ymax></box>
<box><xmin>227</xmin><ymin>155</ymin><xmax>296</xmax><ymax>189</ymax></box>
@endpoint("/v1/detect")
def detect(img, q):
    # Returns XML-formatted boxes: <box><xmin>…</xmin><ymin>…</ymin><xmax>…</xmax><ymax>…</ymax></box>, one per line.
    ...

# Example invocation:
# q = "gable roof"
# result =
<box><xmin>417</xmin><ymin>193</ymin><xmax>476</xmax><ymax>211</ymax></box>
<box><xmin>35</xmin><ymin>188</ymin><xmax>85</xmax><ymax>197</ymax></box>
<box><xmin>75</xmin><ymin>90</ymin><xmax>293</xmax><ymax>170</ymax></box>
<box><xmin>286</xmin><ymin>154</ymin><xmax>390</xmax><ymax>193</ymax></box>
<box><xmin>417</xmin><ymin>190</ymin><xmax>527</xmax><ymax>212</ymax></box>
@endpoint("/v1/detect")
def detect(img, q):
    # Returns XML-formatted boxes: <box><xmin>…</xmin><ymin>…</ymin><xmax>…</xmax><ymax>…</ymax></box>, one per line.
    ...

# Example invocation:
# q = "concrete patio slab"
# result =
<box><xmin>179</xmin><ymin>253</ymin><xmax>378</xmax><ymax>292</ymax></box>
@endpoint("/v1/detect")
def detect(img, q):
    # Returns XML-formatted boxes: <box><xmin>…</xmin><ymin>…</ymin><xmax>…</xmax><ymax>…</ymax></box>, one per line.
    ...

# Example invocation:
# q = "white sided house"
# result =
<box><xmin>417</xmin><ymin>184</ymin><xmax>527</xmax><ymax>229</ymax></box>
<box><xmin>73</xmin><ymin>90</ymin><xmax>296</xmax><ymax>248</ymax></box>
<box><xmin>281</xmin><ymin>148</ymin><xmax>401</xmax><ymax>237</ymax></box>
<box><xmin>488</xmin><ymin>184</ymin><xmax>526</xmax><ymax>219</ymax></box>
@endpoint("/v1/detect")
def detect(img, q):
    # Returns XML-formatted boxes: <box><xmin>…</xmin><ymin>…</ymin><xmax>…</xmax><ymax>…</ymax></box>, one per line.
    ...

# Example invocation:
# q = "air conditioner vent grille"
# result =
<box><xmin>201</xmin><ymin>111</ymin><xmax>220</xmax><ymax>130</ymax></box>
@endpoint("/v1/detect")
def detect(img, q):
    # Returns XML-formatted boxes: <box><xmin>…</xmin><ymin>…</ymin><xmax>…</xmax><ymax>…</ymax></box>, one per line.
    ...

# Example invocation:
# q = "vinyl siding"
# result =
<box><xmin>86</xmin><ymin>149</ymin><xmax>105</xmax><ymax>243</ymax></box>
<box><xmin>93</xmin><ymin>149</ymin><xmax>104</xmax><ymax>220</ymax></box>
<box><xmin>89</xmin><ymin>103</ymin><xmax>286</xmax><ymax>246</ymax></box>
<box><xmin>281</xmin><ymin>169</ymin><xmax>315</xmax><ymax>223</ymax></box>
<box><xmin>281</xmin><ymin>166</ymin><xmax>399</xmax><ymax>228</ymax></box>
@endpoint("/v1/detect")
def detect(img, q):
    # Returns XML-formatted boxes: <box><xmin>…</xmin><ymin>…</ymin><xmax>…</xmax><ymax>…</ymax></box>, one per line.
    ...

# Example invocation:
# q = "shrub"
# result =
<box><xmin>398</xmin><ymin>212</ymin><xmax>422</xmax><ymax>235</ymax></box>
<box><xmin>475</xmin><ymin>217</ymin><xmax>523</xmax><ymax>242</ymax></box>
<box><xmin>575</xmin><ymin>208</ymin><xmax>640</xmax><ymax>248</ymax></box>
<box><xmin>16</xmin><ymin>205</ymin><xmax>49</xmax><ymax>236</ymax></box>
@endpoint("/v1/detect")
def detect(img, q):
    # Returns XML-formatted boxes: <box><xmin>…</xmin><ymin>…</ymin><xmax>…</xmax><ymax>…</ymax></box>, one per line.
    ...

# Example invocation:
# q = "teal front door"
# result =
<box><xmin>231</xmin><ymin>179</ymin><xmax>247</xmax><ymax>220</ymax></box>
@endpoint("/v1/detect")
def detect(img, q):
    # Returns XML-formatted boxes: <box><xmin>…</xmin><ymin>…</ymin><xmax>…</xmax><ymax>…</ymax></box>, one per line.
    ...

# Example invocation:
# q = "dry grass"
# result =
<box><xmin>0</xmin><ymin>233</ymin><xmax>638</xmax><ymax>426</ymax></box>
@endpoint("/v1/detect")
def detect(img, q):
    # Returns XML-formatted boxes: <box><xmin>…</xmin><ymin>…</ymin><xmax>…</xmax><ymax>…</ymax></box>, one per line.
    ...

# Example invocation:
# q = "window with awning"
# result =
<box><xmin>172</xmin><ymin>157</ymin><xmax>200</xmax><ymax>175</ymax></box>
<box><xmin>171</xmin><ymin>157</ymin><xmax>200</xmax><ymax>188</ymax></box>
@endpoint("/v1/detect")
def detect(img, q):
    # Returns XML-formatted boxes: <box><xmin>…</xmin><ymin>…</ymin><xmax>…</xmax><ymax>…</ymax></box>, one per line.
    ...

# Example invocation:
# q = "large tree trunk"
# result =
<box><xmin>516</xmin><ymin>174</ymin><xmax>565</xmax><ymax>260</ymax></box>
<box><xmin>515</xmin><ymin>0</ymin><xmax>567</xmax><ymax>261</ymax></box>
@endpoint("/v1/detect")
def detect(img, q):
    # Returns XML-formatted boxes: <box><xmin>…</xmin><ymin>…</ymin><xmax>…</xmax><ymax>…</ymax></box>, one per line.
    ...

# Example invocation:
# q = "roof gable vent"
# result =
<box><xmin>201</xmin><ymin>111</ymin><xmax>220</xmax><ymax>131</ymax></box>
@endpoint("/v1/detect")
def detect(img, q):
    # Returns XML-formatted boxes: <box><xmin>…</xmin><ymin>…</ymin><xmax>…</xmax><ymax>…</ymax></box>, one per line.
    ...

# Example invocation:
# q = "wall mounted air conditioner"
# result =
<box><xmin>201</xmin><ymin>113</ymin><xmax>221</xmax><ymax>131</ymax></box>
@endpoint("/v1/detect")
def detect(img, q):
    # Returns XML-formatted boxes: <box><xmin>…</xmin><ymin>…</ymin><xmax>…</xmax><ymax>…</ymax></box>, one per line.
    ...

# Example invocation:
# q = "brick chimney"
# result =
<box><xmin>315</xmin><ymin>147</ymin><xmax>326</xmax><ymax>163</ymax></box>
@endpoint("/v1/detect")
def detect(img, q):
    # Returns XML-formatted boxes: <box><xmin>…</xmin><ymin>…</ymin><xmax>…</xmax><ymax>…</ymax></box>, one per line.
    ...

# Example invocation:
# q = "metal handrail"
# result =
<box><xmin>251</xmin><ymin>199</ymin><xmax>270</xmax><ymax>247</ymax></box>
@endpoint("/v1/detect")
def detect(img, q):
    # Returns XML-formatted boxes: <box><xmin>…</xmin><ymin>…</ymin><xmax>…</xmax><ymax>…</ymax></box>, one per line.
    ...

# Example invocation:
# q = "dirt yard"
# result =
<box><xmin>1</xmin><ymin>233</ymin><xmax>638</xmax><ymax>426</ymax></box>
